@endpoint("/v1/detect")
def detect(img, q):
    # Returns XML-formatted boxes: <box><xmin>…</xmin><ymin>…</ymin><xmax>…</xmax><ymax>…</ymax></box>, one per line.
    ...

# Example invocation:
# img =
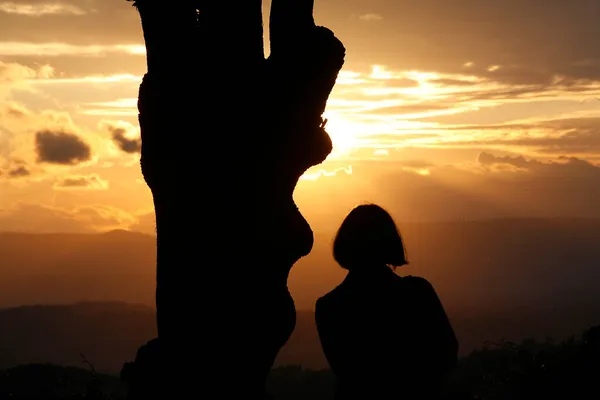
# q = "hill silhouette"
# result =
<box><xmin>0</xmin><ymin>302</ymin><xmax>155</xmax><ymax>374</ymax></box>
<box><xmin>2</xmin><ymin>218</ymin><xmax>600</xmax><ymax>312</ymax></box>
<box><xmin>1</xmin><ymin>301</ymin><xmax>599</xmax><ymax>375</ymax></box>
<box><xmin>2</xmin><ymin>323</ymin><xmax>599</xmax><ymax>399</ymax></box>
<box><xmin>2</xmin><ymin>219</ymin><xmax>600</xmax><ymax>378</ymax></box>
<box><xmin>0</xmin><ymin>231</ymin><xmax>156</xmax><ymax>308</ymax></box>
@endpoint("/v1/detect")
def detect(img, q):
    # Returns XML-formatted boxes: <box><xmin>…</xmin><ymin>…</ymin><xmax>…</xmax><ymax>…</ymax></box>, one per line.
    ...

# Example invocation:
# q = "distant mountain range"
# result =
<box><xmin>2</xmin><ymin>219</ymin><xmax>600</xmax><ymax>373</ymax></box>
<box><xmin>1</xmin><ymin>301</ymin><xmax>598</xmax><ymax>374</ymax></box>
<box><xmin>0</xmin><ymin>230</ymin><xmax>156</xmax><ymax>308</ymax></box>
<box><xmin>2</xmin><ymin>218</ymin><xmax>600</xmax><ymax>311</ymax></box>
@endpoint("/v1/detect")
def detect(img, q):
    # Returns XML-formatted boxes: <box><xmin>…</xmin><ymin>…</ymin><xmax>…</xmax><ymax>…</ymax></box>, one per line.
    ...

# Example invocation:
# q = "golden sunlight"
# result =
<box><xmin>300</xmin><ymin>165</ymin><xmax>353</xmax><ymax>181</ymax></box>
<box><xmin>322</xmin><ymin>111</ymin><xmax>360</xmax><ymax>156</ymax></box>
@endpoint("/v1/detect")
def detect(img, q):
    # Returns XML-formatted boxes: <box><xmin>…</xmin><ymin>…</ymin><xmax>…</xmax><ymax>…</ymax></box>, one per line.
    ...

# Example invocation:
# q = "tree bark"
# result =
<box><xmin>121</xmin><ymin>1</ymin><xmax>344</xmax><ymax>398</ymax></box>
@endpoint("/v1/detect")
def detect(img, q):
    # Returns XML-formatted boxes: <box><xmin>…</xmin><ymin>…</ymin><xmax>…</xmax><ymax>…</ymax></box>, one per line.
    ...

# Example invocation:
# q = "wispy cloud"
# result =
<box><xmin>81</xmin><ymin>98</ymin><xmax>138</xmax><ymax>116</ymax></box>
<box><xmin>21</xmin><ymin>63</ymin><xmax>595</xmax><ymax>162</ymax></box>
<box><xmin>359</xmin><ymin>13</ymin><xmax>383</xmax><ymax>22</ymax></box>
<box><xmin>0</xmin><ymin>203</ymin><xmax>135</xmax><ymax>233</ymax></box>
<box><xmin>53</xmin><ymin>174</ymin><xmax>108</xmax><ymax>190</ymax></box>
<box><xmin>318</xmin><ymin>65</ymin><xmax>600</xmax><ymax>154</ymax></box>
<box><xmin>0</xmin><ymin>61</ymin><xmax>54</xmax><ymax>83</ymax></box>
<box><xmin>0</xmin><ymin>42</ymin><xmax>144</xmax><ymax>57</ymax></box>
<box><xmin>0</xmin><ymin>2</ymin><xmax>86</xmax><ymax>16</ymax></box>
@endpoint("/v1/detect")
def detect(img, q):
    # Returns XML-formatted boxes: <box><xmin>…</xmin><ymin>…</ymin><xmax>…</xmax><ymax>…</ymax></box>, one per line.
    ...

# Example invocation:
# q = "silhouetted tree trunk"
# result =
<box><xmin>121</xmin><ymin>1</ymin><xmax>344</xmax><ymax>398</ymax></box>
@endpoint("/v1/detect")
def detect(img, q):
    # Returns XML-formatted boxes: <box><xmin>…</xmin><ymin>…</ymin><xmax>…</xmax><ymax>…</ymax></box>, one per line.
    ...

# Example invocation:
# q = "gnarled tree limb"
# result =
<box><xmin>122</xmin><ymin>1</ymin><xmax>344</xmax><ymax>398</ymax></box>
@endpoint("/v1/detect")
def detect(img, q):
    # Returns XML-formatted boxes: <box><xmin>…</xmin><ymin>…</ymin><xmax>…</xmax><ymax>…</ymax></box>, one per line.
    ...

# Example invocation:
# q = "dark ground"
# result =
<box><xmin>1</xmin><ymin>325</ymin><xmax>598</xmax><ymax>400</ymax></box>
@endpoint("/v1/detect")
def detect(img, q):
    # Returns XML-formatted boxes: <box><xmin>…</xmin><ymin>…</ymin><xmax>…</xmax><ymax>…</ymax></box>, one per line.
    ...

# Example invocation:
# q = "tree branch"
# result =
<box><xmin>200</xmin><ymin>0</ymin><xmax>264</xmax><ymax>65</ymax></box>
<box><xmin>270</xmin><ymin>0</ymin><xmax>315</xmax><ymax>58</ymax></box>
<box><xmin>129</xmin><ymin>1</ymin><xmax>198</xmax><ymax>75</ymax></box>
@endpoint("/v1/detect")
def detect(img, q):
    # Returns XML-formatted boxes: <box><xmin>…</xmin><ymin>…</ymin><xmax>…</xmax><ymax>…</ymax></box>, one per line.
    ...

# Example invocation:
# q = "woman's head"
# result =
<box><xmin>333</xmin><ymin>203</ymin><xmax>408</xmax><ymax>271</ymax></box>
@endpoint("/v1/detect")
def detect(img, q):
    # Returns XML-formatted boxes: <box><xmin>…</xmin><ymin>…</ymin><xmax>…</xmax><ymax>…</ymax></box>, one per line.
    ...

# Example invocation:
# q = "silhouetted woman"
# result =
<box><xmin>315</xmin><ymin>204</ymin><xmax>458</xmax><ymax>400</ymax></box>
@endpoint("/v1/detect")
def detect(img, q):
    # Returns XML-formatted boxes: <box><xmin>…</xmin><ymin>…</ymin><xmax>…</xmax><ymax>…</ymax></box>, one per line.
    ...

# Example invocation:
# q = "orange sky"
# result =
<box><xmin>1</xmin><ymin>0</ymin><xmax>600</xmax><ymax>234</ymax></box>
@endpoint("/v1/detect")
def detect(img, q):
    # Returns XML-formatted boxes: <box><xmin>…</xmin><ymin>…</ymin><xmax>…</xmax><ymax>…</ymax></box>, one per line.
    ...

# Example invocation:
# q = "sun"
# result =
<box><xmin>323</xmin><ymin>111</ymin><xmax>359</xmax><ymax>157</ymax></box>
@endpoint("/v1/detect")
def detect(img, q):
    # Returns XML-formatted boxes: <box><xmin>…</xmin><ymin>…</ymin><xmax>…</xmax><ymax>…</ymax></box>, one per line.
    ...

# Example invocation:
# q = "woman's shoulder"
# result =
<box><xmin>401</xmin><ymin>274</ymin><xmax>430</xmax><ymax>283</ymax></box>
<box><xmin>316</xmin><ymin>285</ymin><xmax>342</xmax><ymax>304</ymax></box>
<box><xmin>398</xmin><ymin>275</ymin><xmax>435</xmax><ymax>291</ymax></box>
<box><xmin>315</xmin><ymin>281</ymin><xmax>351</xmax><ymax>311</ymax></box>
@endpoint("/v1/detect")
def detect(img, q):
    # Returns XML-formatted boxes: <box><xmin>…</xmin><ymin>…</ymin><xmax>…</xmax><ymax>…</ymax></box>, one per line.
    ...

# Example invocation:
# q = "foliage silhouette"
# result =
<box><xmin>2</xmin><ymin>325</ymin><xmax>599</xmax><ymax>399</ymax></box>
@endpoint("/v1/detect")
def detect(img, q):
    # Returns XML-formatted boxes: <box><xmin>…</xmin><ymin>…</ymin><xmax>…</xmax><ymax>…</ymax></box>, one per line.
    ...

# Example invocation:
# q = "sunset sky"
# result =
<box><xmin>1</xmin><ymin>0</ymin><xmax>600</xmax><ymax>234</ymax></box>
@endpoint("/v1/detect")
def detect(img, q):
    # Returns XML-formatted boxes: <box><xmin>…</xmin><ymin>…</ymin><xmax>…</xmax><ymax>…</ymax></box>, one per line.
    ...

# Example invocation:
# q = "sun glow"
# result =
<box><xmin>323</xmin><ymin>111</ymin><xmax>360</xmax><ymax>157</ymax></box>
<box><xmin>301</xmin><ymin>165</ymin><xmax>353</xmax><ymax>180</ymax></box>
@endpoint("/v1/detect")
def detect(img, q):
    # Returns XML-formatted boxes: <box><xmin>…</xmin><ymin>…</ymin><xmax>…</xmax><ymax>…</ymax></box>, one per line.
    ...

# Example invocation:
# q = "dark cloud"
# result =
<box><xmin>430</xmin><ymin>78</ymin><xmax>479</xmax><ymax>87</ymax></box>
<box><xmin>35</xmin><ymin>130</ymin><xmax>91</xmax><ymax>165</ymax></box>
<box><xmin>478</xmin><ymin>152</ymin><xmax>600</xmax><ymax>177</ymax></box>
<box><xmin>7</xmin><ymin>165</ymin><xmax>30</xmax><ymax>178</ymax></box>
<box><xmin>109</xmin><ymin>126</ymin><xmax>141</xmax><ymax>154</ymax></box>
<box><xmin>296</xmin><ymin>151</ymin><xmax>600</xmax><ymax>227</ymax></box>
<box><xmin>529</xmin><ymin>118</ymin><xmax>600</xmax><ymax>154</ymax></box>
<box><xmin>319</xmin><ymin>0</ymin><xmax>600</xmax><ymax>84</ymax></box>
<box><xmin>54</xmin><ymin>174</ymin><xmax>107</xmax><ymax>190</ymax></box>
<box><xmin>0</xmin><ymin>0</ymin><xmax>142</xmax><ymax>45</ymax></box>
<box><xmin>0</xmin><ymin>0</ymin><xmax>598</xmax><ymax>85</ymax></box>
<box><xmin>440</xmin><ymin>117</ymin><xmax>600</xmax><ymax>156</ymax></box>
<box><xmin>55</xmin><ymin>176</ymin><xmax>91</xmax><ymax>188</ymax></box>
<box><xmin>366</xmin><ymin>103</ymin><xmax>450</xmax><ymax>115</ymax></box>
<box><xmin>379</xmin><ymin>78</ymin><xmax>420</xmax><ymax>88</ymax></box>
<box><xmin>434</xmin><ymin>82</ymin><xmax>599</xmax><ymax>105</ymax></box>
<box><xmin>4</xmin><ymin>102</ymin><xmax>29</xmax><ymax>118</ymax></box>
<box><xmin>0</xmin><ymin>159</ymin><xmax>32</xmax><ymax>179</ymax></box>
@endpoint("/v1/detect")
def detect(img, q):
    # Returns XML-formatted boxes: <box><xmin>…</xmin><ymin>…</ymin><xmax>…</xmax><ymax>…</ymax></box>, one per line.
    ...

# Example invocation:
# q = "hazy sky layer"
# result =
<box><xmin>1</xmin><ymin>0</ymin><xmax>600</xmax><ymax>233</ymax></box>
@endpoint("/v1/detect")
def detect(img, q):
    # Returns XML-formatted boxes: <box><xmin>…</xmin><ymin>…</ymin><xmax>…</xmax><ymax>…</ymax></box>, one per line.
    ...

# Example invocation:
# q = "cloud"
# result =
<box><xmin>0</xmin><ymin>1</ymin><xmax>598</xmax><ymax>234</ymax></box>
<box><xmin>307</xmin><ymin>0</ymin><xmax>600</xmax><ymax>87</ymax></box>
<box><xmin>0</xmin><ymin>203</ymin><xmax>136</xmax><ymax>233</ymax></box>
<box><xmin>112</xmin><ymin>129</ymin><xmax>140</xmax><ymax>153</ymax></box>
<box><xmin>489</xmin><ymin>151</ymin><xmax>595</xmax><ymax>174</ymax></box>
<box><xmin>0</xmin><ymin>61</ymin><xmax>54</xmax><ymax>83</ymax></box>
<box><xmin>359</xmin><ymin>13</ymin><xmax>383</xmax><ymax>22</ymax></box>
<box><xmin>313</xmin><ymin>63</ymin><xmax>600</xmax><ymax>155</ymax></box>
<box><xmin>0</xmin><ymin>2</ymin><xmax>86</xmax><ymax>16</ymax></box>
<box><xmin>0</xmin><ymin>42</ymin><xmax>144</xmax><ymax>57</ymax></box>
<box><xmin>3</xmin><ymin>149</ymin><xmax>600</xmax><ymax>235</ymax></box>
<box><xmin>0</xmin><ymin>157</ymin><xmax>32</xmax><ymax>178</ymax></box>
<box><xmin>0</xmin><ymin>0</ymin><xmax>141</xmax><ymax>48</ymax></box>
<box><xmin>498</xmin><ymin>118</ymin><xmax>600</xmax><ymax>155</ymax></box>
<box><xmin>324</xmin><ymin>65</ymin><xmax>600</xmax><ymax>139</ymax></box>
<box><xmin>478</xmin><ymin>151</ymin><xmax>600</xmax><ymax>176</ymax></box>
<box><xmin>434</xmin><ymin>116</ymin><xmax>600</xmax><ymax>157</ymax></box>
<box><xmin>0</xmin><ymin>0</ymin><xmax>596</xmax><ymax>87</ymax></box>
<box><xmin>128</xmin><ymin>211</ymin><xmax>156</xmax><ymax>235</ymax></box>
<box><xmin>53</xmin><ymin>174</ymin><xmax>108</xmax><ymax>190</ymax></box>
<box><xmin>0</xmin><ymin>101</ymin><xmax>101</xmax><ymax>172</ymax></box>
<box><xmin>294</xmin><ymin>150</ymin><xmax>600</xmax><ymax>227</ymax></box>
<box><xmin>6</xmin><ymin>165</ymin><xmax>30</xmax><ymax>177</ymax></box>
<box><xmin>81</xmin><ymin>97</ymin><xmax>139</xmax><ymax>116</ymax></box>
<box><xmin>102</xmin><ymin>121</ymin><xmax>141</xmax><ymax>154</ymax></box>
<box><xmin>2</xmin><ymin>101</ymin><xmax>29</xmax><ymax>117</ymax></box>
<box><xmin>0</xmin><ymin>60</ymin><xmax>54</xmax><ymax>96</ymax></box>
<box><xmin>35</xmin><ymin>130</ymin><xmax>91</xmax><ymax>165</ymax></box>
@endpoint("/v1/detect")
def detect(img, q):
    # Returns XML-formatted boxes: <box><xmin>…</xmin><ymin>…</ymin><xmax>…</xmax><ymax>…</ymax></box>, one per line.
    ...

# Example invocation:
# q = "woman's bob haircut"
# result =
<box><xmin>333</xmin><ymin>203</ymin><xmax>408</xmax><ymax>271</ymax></box>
